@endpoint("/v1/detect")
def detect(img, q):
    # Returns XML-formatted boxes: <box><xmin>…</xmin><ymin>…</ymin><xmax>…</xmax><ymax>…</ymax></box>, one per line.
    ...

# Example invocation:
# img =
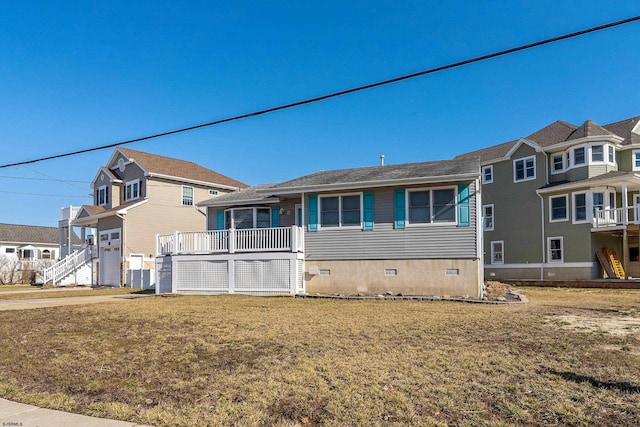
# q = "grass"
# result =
<box><xmin>0</xmin><ymin>285</ymin><xmax>34</xmax><ymax>292</ymax></box>
<box><xmin>0</xmin><ymin>287</ymin><xmax>638</xmax><ymax>426</ymax></box>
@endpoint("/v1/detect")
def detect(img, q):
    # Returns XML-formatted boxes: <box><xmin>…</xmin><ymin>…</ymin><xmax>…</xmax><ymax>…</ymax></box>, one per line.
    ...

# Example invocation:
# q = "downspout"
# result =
<box><xmin>475</xmin><ymin>177</ymin><xmax>484</xmax><ymax>299</ymax></box>
<box><xmin>116</xmin><ymin>213</ymin><xmax>126</xmax><ymax>287</ymax></box>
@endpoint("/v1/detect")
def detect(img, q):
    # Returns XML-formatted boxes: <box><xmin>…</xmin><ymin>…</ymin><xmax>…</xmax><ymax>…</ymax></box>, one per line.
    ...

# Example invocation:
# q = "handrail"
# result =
<box><xmin>43</xmin><ymin>247</ymin><xmax>93</xmax><ymax>286</ymax></box>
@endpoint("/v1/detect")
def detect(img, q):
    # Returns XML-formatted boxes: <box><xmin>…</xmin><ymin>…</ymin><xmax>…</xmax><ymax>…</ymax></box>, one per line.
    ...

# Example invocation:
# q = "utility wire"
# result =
<box><xmin>0</xmin><ymin>175</ymin><xmax>89</xmax><ymax>183</ymax></box>
<box><xmin>1</xmin><ymin>14</ymin><xmax>638</xmax><ymax>170</ymax></box>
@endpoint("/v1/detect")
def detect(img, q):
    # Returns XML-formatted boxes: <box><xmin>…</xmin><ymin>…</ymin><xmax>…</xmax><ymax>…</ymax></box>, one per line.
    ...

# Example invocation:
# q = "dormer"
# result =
<box><xmin>91</xmin><ymin>167</ymin><xmax>122</xmax><ymax>209</ymax></box>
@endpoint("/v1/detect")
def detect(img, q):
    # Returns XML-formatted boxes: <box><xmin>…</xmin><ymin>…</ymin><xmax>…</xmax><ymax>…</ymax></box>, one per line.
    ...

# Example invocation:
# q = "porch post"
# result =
<box><xmin>623</xmin><ymin>228</ymin><xmax>629</xmax><ymax>278</ymax></box>
<box><xmin>228</xmin><ymin>228</ymin><xmax>235</xmax><ymax>254</ymax></box>
<box><xmin>623</xmin><ymin>183</ymin><xmax>629</xmax><ymax>225</ymax></box>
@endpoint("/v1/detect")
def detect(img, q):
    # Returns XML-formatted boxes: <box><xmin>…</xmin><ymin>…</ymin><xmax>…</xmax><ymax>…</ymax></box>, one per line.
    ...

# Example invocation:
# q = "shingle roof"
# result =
<box><xmin>0</xmin><ymin>224</ymin><xmax>59</xmax><ymax>245</ymax></box>
<box><xmin>117</xmin><ymin>147</ymin><xmax>248</xmax><ymax>189</ymax></box>
<box><xmin>456</xmin><ymin>116</ymin><xmax>640</xmax><ymax>163</ymax></box>
<box><xmin>538</xmin><ymin>170</ymin><xmax>634</xmax><ymax>191</ymax></box>
<box><xmin>198</xmin><ymin>184</ymin><xmax>278</xmax><ymax>207</ymax></box>
<box><xmin>269</xmin><ymin>158</ymin><xmax>480</xmax><ymax>191</ymax></box>
<box><xmin>603</xmin><ymin>116</ymin><xmax>640</xmax><ymax>146</ymax></box>
<box><xmin>566</xmin><ymin>120</ymin><xmax>613</xmax><ymax>141</ymax></box>
<box><xmin>525</xmin><ymin>120</ymin><xmax>577</xmax><ymax>147</ymax></box>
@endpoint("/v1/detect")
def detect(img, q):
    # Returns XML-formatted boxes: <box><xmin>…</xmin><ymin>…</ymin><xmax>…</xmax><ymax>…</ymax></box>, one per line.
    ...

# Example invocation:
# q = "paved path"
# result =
<box><xmin>0</xmin><ymin>397</ymin><xmax>152</xmax><ymax>426</ymax></box>
<box><xmin>0</xmin><ymin>295</ymin><xmax>138</xmax><ymax>311</ymax></box>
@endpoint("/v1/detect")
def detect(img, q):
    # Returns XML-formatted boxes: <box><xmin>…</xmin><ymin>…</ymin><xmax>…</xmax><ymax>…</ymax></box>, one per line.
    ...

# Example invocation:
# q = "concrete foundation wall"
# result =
<box><xmin>485</xmin><ymin>265</ymin><xmax>595</xmax><ymax>280</ymax></box>
<box><xmin>305</xmin><ymin>259</ymin><xmax>481</xmax><ymax>297</ymax></box>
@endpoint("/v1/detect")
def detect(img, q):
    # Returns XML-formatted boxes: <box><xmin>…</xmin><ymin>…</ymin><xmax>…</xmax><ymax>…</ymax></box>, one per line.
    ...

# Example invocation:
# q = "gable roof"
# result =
<box><xmin>0</xmin><ymin>223</ymin><xmax>59</xmax><ymax>245</ymax></box>
<box><xmin>566</xmin><ymin>120</ymin><xmax>614</xmax><ymax>141</ymax></box>
<box><xmin>115</xmin><ymin>147</ymin><xmax>248</xmax><ymax>189</ymax></box>
<box><xmin>265</xmin><ymin>158</ymin><xmax>480</xmax><ymax>194</ymax></box>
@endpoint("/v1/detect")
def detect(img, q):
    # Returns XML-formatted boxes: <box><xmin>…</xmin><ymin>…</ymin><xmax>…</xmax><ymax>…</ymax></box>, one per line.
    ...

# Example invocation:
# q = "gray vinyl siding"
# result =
<box><xmin>304</xmin><ymin>182</ymin><xmax>477</xmax><ymax>260</ymax></box>
<box><xmin>618</xmin><ymin>149</ymin><xmax>633</xmax><ymax>171</ymax></box>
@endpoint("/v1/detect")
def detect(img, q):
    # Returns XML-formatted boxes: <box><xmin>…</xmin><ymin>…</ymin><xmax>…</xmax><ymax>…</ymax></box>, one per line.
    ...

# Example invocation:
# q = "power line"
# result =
<box><xmin>1</xmin><ymin>14</ymin><xmax>638</xmax><ymax>170</ymax></box>
<box><xmin>0</xmin><ymin>190</ymin><xmax>89</xmax><ymax>198</ymax></box>
<box><xmin>0</xmin><ymin>174</ymin><xmax>89</xmax><ymax>183</ymax></box>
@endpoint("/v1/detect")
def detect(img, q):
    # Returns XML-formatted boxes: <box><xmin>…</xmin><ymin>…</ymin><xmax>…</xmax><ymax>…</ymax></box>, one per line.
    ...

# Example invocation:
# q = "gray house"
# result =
<box><xmin>456</xmin><ymin>115</ymin><xmax>640</xmax><ymax>280</ymax></box>
<box><xmin>156</xmin><ymin>158</ymin><xmax>483</xmax><ymax>297</ymax></box>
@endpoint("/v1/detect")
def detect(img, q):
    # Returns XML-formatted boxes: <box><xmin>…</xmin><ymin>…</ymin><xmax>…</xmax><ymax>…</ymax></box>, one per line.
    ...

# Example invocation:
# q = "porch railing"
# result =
<box><xmin>156</xmin><ymin>226</ymin><xmax>304</xmax><ymax>256</ymax></box>
<box><xmin>593</xmin><ymin>206</ymin><xmax>640</xmax><ymax>228</ymax></box>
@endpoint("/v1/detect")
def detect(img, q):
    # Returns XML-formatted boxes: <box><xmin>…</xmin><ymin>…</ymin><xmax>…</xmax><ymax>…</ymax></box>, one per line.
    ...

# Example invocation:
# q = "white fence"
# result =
<box><xmin>157</xmin><ymin>226</ymin><xmax>304</xmax><ymax>256</ymax></box>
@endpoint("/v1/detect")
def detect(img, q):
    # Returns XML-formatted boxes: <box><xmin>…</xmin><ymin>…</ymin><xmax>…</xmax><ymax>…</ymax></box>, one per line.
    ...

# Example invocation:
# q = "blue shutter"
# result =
<box><xmin>307</xmin><ymin>194</ymin><xmax>318</xmax><ymax>232</ymax></box>
<box><xmin>394</xmin><ymin>189</ymin><xmax>406</xmax><ymax>229</ymax></box>
<box><xmin>362</xmin><ymin>192</ymin><xmax>374</xmax><ymax>231</ymax></box>
<box><xmin>271</xmin><ymin>206</ymin><xmax>280</xmax><ymax>227</ymax></box>
<box><xmin>216</xmin><ymin>210</ymin><xmax>224</xmax><ymax>230</ymax></box>
<box><xmin>457</xmin><ymin>183</ymin><xmax>470</xmax><ymax>227</ymax></box>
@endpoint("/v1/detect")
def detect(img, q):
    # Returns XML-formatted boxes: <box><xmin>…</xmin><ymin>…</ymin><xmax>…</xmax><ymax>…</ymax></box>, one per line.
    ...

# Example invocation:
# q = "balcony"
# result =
<box><xmin>156</xmin><ymin>226</ymin><xmax>304</xmax><ymax>256</ymax></box>
<box><xmin>61</xmin><ymin>206</ymin><xmax>81</xmax><ymax>221</ymax></box>
<box><xmin>592</xmin><ymin>206</ymin><xmax>640</xmax><ymax>229</ymax></box>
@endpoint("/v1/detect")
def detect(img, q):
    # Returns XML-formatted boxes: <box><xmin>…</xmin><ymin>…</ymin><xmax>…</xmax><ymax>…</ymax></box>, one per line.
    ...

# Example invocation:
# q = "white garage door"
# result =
<box><xmin>101</xmin><ymin>247</ymin><xmax>121</xmax><ymax>287</ymax></box>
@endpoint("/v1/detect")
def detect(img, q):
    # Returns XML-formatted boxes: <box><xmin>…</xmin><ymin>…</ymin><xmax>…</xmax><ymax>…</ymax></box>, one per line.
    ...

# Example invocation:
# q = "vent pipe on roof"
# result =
<box><xmin>380</xmin><ymin>154</ymin><xmax>385</xmax><ymax>166</ymax></box>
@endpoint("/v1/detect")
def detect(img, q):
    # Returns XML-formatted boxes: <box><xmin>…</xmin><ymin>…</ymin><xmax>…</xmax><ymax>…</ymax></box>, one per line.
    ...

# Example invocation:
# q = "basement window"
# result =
<box><xmin>445</xmin><ymin>269</ymin><xmax>459</xmax><ymax>275</ymax></box>
<box><xmin>384</xmin><ymin>269</ymin><xmax>398</xmax><ymax>276</ymax></box>
<box><xmin>319</xmin><ymin>269</ymin><xmax>331</xmax><ymax>276</ymax></box>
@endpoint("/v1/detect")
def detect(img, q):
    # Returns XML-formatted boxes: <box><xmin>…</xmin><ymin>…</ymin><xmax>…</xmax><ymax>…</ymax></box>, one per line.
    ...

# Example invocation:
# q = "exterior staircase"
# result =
<box><xmin>43</xmin><ymin>247</ymin><xmax>94</xmax><ymax>286</ymax></box>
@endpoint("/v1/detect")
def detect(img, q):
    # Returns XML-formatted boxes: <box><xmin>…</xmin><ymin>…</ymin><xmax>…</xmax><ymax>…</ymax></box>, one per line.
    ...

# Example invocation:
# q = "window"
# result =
<box><xmin>482</xmin><ymin>166</ymin><xmax>493</xmax><ymax>184</ymax></box>
<box><xmin>483</xmin><ymin>204</ymin><xmax>494</xmax><ymax>231</ymax></box>
<box><xmin>97</xmin><ymin>185</ymin><xmax>109</xmax><ymax>206</ymax></box>
<box><xmin>408</xmin><ymin>188</ymin><xmax>456</xmax><ymax>224</ymax></box>
<box><xmin>320</xmin><ymin>194</ymin><xmax>361</xmax><ymax>227</ymax></box>
<box><xmin>124</xmin><ymin>180</ymin><xmax>140</xmax><ymax>201</ymax></box>
<box><xmin>591</xmin><ymin>145</ymin><xmax>604</xmax><ymax>162</ymax></box>
<box><xmin>182</xmin><ymin>186</ymin><xmax>194</xmax><ymax>206</ymax></box>
<box><xmin>548</xmin><ymin>237</ymin><xmax>563</xmax><ymax>263</ymax></box>
<box><xmin>224</xmin><ymin>207</ymin><xmax>271</xmax><ymax>229</ymax></box>
<box><xmin>573</xmin><ymin>192</ymin><xmax>587</xmax><ymax>223</ymax></box>
<box><xmin>513</xmin><ymin>156</ymin><xmax>536</xmax><ymax>182</ymax></box>
<box><xmin>608</xmin><ymin>145</ymin><xmax>615</xmax><ymax>164</ymax></box>
<box><xmin>573</xmin><ymin>147</ymin><xmax>586</xmax><ymax>165</ymax></box>
<box><xmin>490</xmin><ymin>241</ymin><xmax>504</xmax><ymax>264</ymax></box>
<box><xmin>42</xmin><ymin>250</ymin><xmax>51</xmax><ymax>259</ymax></box>
<box><xmin>552</xmin><ymin>154</ymin><xmax>564</xmax><ymax>173</ymax></box>
<box><xmin>5</xmin><ymin>248</ymin><xmax>15</xmax><ymax>254</ymax></box>
<box><xmin>633</xmin><ymin>150</ymin><xmax>640</xmax><ymax>171</ymax></box>
<box><xmin>549</xmin><ymin>195</ymin><xmax>568</xmax><ymax>222</ymax></box>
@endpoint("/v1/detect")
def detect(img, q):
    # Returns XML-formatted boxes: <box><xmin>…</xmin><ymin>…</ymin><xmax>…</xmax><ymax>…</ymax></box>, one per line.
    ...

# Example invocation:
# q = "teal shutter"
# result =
<box><xmin>216</xmin><ymin>210</ymin><xmax>225</xmax><ymax>230</ymax></box>
<box><xmin>394</xmin><ymin>189</ymin><xmax>406</xmax><ymax>229</ymax></box>
<box><xmin>362</xmin><ymin>192</ymin><xmax>374</xmax><ymax>231</ymax></box>
<box><xmin>271</xmin><ymin>207</ymin><xmax>280</xmax><ymax>227</ymax></box>
<box><xmin>457</xmin><ymin>184</ymin><xmax>470</xmax><ymax>227</ymax></box>
<box><xmin>307</xmin><ymin>194</ymin><xmax>318</xmax><ymax>232</ymax></box>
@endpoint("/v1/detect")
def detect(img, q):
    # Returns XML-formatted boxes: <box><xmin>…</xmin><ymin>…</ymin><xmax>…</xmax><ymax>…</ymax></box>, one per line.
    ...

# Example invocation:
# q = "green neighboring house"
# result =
<box><xmin>456</xmin><ymin>115</ymin><xmax>640</xmax><ymax>280</ymax></box>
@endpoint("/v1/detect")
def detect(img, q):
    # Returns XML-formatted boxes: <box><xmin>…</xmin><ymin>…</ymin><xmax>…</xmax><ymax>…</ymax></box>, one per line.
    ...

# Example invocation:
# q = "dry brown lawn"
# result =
<box><xmin>0</xmin><ymin>287</ymin><xmax>141</xmax><ymax>300</ymax></box>
<box><xmin>0</xmin><ymin>287</ymin><xmax>639</xmax><ymax>426</ymax></box>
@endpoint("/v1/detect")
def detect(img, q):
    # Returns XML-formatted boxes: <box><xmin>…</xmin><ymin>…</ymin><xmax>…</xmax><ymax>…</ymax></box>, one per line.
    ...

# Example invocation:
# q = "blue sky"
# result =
<box><xmin>1</xmin><ymin>1</ymin><xmax>640</xmax><ymax>227</ymax></box>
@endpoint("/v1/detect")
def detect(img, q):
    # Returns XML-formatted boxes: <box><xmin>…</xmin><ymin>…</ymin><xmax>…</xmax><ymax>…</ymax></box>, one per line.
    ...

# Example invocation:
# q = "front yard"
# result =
<box><xmin>0</xmin><ymin>287</ymin><xmax>638</xmax><ymax>426</ymax></box>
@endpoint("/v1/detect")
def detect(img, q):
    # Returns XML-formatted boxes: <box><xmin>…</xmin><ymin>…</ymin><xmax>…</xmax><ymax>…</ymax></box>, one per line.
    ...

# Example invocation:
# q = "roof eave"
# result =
<box><xmin>542</xmin><ymin>135</ymin><xmax>624</xmax><ymax>152</ymax></box>
<box><xmin>264</xmin><ymin>172</ymin><xmax>480</xmax><ymax>195</ymax></box>
<box><xmin>197</xmin><ymin>197</ymin><xmax>280</xmax><ymax>208</ymax></box>
<box><xmin>537</xmin><ymin>173</ymin><xmax>640</xmax><ymax>194</ymax></box>
<box><xmin>149</xmin><ymin>173</ymin><xmax>244</xmax><ymax>191</ymax></box>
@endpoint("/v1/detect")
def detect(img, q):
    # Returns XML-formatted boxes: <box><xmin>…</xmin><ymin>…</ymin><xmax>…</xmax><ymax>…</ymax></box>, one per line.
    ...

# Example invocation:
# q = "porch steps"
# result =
<box><xmin>596</xmin><ymin>248</ymin><xmax>625</xmax><ymax>279</ymax></box>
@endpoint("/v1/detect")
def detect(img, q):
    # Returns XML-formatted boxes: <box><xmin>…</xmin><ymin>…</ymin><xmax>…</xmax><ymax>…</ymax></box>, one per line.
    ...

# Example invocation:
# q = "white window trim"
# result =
<box><xmin>124</xmin><ymin>179</ymin><xmax>140</xmax><ymax>202</ymax></box>
<box><xmin>549</xmin><ymin>194</ymin><xmax>568</xmax><ymax>223</ymax></box>
<box><xmin>318</xmin><ymin>192</ymin><xmax>363</xmax><ymax>229</ymax></box>
<box><xmin>572</xmin><ymin>145</ymin><xmax>587</xmax><ymax>166</ymax></box>
<box><xmin>490</xmin><ymin>240</ymin><xmax>504</xmax><ymax>265</ymax></box>
<box><xmin>572</xmin><ymin>191</ymin><xmax>589</xmax><ymax>224</ymax></box>
<box><xmin>590</xmin><ymin>144</ymin><xmax>605</xmax><ymax>164</ymax></box>
<box><xmin>482</xmin><ymin>204</ymin><xmax>494</xmax><ymax>231</ymax></box>
<box><xmin>633</xmin><ymin>150</ymin><xmax>640</xmax><ymax>171</ymax></box>
<box><xmin>181</xmin><ymin>185</ymin><xmax>194</xmax><ymax>206</ymax></box>
<box><xmin>551</xmin><ymin>154</ymin><xmax>565</xmax><ymax>175</ymax></box>
<box><xmin>406</xmin><ymin>186</ymin><xmax>458</xmax><ymax>226</ymax></box>
<box><xmin>98</xmin><ymin>185</ymin><xmax>108</xmax><ymax>206</ymax></box>
<box><xmin>482</xmin><ymin>165</ymin><xmax>493</xmax><ymax>184</ymax></box>
<box><xmin>513</xmin><ymin>156</ymin><xmax>536</xmax><ymax>183</ymax></box>
<box><xmin>547</xmin><ymin>236</ymin><xmax>564</xmax><ymax>263</ymax></box>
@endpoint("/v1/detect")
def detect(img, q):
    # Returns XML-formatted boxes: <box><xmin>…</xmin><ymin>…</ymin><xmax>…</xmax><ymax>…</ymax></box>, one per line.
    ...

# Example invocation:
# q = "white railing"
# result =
<box><xmin>593</xmin><ymin>206</ymin><xmax>640</xmax><ymax>228</ymax></box>
<box><xmin>61</xmin><ymin>206</ymin><xmax>81</xmax><ymax>221</ymax></box>
<box><xmin>43</xmin><ymin>247</ymin><xmax>93</xmax><ymax>286</ymax></box>
<box><xmin>157</xmin><ymin>226</ymin><xmax>304</xmax><ymax>255</ymax></box>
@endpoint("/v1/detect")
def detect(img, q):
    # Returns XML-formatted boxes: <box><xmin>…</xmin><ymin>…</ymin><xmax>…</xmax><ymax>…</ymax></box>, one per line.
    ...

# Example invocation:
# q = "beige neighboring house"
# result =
<box><xmin>0</xmin><ymin>223</ymin><xmax>59</xmax><ymax>284</ymax></box>
<box><xmin>47</xmin><ymin>147</ymin><xmax>247</xmax><ymax>287</ymax></box>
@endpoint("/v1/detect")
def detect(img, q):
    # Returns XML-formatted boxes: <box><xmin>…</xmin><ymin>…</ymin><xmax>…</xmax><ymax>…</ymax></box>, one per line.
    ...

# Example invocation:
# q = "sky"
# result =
<box><xmin>1</xmin><ymin>1</ymin><xmax>640</xmax><ymax>227</ymax></box>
